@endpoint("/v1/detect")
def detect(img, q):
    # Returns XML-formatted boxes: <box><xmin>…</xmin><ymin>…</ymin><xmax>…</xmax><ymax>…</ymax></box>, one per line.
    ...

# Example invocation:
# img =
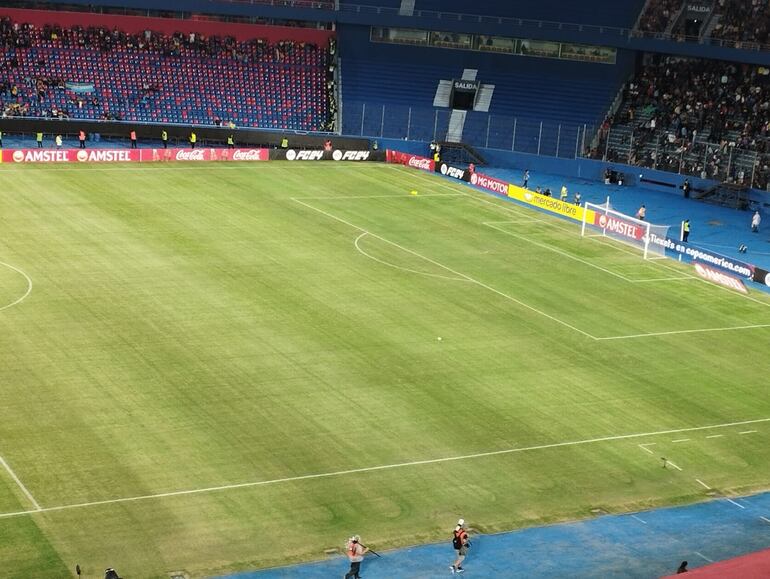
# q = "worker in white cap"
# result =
<box><xmin>450</xmin><ymin>518</ymin><xmax>470</xmax><ymax>574</ymax></box>
<box><xmin>344</xmin><ymin>535</ymin><xmax>368</xmax><ymax>579</ymax></box>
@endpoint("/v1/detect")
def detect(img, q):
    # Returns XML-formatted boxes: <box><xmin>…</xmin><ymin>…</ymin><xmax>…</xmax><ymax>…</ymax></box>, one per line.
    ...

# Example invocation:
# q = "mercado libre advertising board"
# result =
<box><xmin>506</xmin><ymin>184</ymin><xmax>596</xmax><ymax>224</ymax></box>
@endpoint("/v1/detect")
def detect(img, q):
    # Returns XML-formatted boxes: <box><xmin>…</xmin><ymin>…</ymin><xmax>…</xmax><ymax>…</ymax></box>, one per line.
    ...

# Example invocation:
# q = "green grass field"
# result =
<box><xmin>0</xmin><ymin>161</ymin><xmax>769</xmax><ymax>578</ymax></box>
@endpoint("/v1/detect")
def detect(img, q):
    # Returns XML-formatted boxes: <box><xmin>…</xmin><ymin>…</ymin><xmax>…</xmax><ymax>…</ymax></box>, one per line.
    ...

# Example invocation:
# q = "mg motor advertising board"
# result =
<box><xmin>469</xmin><ymin>172</ymin><xmax>509</xmax><ymax>195</ymax></box>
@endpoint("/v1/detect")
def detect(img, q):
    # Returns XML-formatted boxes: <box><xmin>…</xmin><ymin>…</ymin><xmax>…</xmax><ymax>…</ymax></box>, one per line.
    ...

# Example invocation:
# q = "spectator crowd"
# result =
<box><xmin>635</xmin><ymin>0</ymin><xmax>770</xmax><ymax>48</ymax></box>
<box><xmin>0</xmin><ymin>16</ymin><xmax>335</xmax><ymax>130</ymax></box>
<box><xmin>592</xmin><ymin>55</ymin><xmax>770</xmax><ymax>190</ymax></box>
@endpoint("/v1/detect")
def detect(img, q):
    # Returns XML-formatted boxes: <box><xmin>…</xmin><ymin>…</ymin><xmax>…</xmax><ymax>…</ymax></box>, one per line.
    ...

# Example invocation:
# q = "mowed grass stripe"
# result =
<box><xmin>0</xmin><ymin>163</ymin><xmax>768</xmax><ymax>577</ymax></box>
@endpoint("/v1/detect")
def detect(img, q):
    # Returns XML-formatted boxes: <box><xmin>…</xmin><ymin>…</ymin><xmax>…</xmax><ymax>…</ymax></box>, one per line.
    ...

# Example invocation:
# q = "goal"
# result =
<box><xmin>581</xmin><ymin>199</ymin><xmax>670</xmax><ymax>260</ymax></box>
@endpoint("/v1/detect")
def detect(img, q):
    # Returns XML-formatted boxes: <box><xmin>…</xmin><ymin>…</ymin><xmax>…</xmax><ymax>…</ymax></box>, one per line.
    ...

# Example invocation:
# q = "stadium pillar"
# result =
<box><xmin>485</xmin><ymin>116</ymin><xmax>491</xmax><ymax>148</ymax></box>
<box><xmin>433</xmin><ymin>110</ymin><xmax>438</xmax><ymax>141</ymax></box>
<box><xmin>380</xmin><ymin>105</ymin><xmax>385</xmax><ymax>138</ymax></box>
<box><xmin>537</xmin><ymin>121</ymin><xmax>543</xmax><ymax>156</ymax></box>
<box><xmin>406</xmin><ymin>107</ymin><xmax>412</xmax><ymax>140</ymax></box>
<box><xmin>360</xmin><ymin>103</ymin><xmax>366</xmax><ymax>136</ymax></box>
<box><xmin>603</xmin><ymin>127</ymin><xmax>610</xmax><ymax>161</ymax></box>
<box><xmin>556</xmin><ymin>124</ymin><xmax>561</xmax><ymax>158</ymax></box>
<box><xmin>512</xmin><ymin>118</ymin><xmax>517</xmax><ymax>151</ymax></box>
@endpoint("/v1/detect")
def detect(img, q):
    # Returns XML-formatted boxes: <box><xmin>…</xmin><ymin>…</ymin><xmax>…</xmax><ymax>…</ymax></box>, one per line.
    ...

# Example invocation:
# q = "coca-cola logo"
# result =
<box><xmin>12</xmin><ymin>150</ymin><xmax>23</xmax><ymax>163</ymax></box>
<box><xmin>176</xmin><ymin>150</ymin><xmax>205</xmax><ymax>161</ymax></box>
<box><xmin>232</xmin><ymin>149</ymin><xmax>264</xmax><ymax>161</ymax></box>
<box><xmin>407</xmin><ymin>156</ymin><xmax>431</xmax><ymax>170</ymax></box>
<box><xmin>77</xmin><ymin>150</ymin><xmax>88</xmax><ymax>162</ymax></box>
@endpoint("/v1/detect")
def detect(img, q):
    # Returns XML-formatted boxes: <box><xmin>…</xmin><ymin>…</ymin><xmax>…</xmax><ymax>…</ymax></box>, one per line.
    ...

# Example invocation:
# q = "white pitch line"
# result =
<box><xmin>296</xmin><ymin>193</ymin><xmax>465</xmax><ymax>200</ymax></box>
<box><xmin>672</xmin><ymin>439</ymin><xmax>690</xmax><ymax>443</ymax></box>
<box><xmin>725</xmin><ymin>498</ymin><xmax>746</xmax><ymax>509</ymax></box>
<box><xmin>293</xmin><ymin>198</ymin><xmax>598</xmax><ymax>340</ymax></box>
<box><xmin>354</xmin><ymin>232</ymin><xmax>469</xmax><ymax>282</ymax></box>
<box><xmin>666</xmin><ymin>460</ymin><xmax>683</xmax><ymax>471</ymax></box>
<box><xmin>397</xmin><ymin>167</ymin><xmax>770</xmax><ymax>311</ymax></box>
<box><xmin>631</xmin><ymin>514</ymin><xmax>647</xmax><ymax>524</ymax></box>
<box><xmin>739</xmin><ymin>430</ymin><xmax>757</xmax><ymax>435</ymax></box>
<box><xmin>0</xmin><ymin>261</ymin><xmax>33</xmax><ymax>312</ymax></box>
<box><xmin>696</xmin><ymin>479</ymin><xmax>712</xmax><ymax>490</ymax></box>
<box><xmin>596</xmin><ymin>324</ymin><xmax>770</xmax><ymax>341</ymax></box>
<box><xmin>705</xmin><ymin>434</ymin><xmax>724</xmax><ymax>439</ymax></box>
<box><xmin>1</xmin><ymin>417</ymin><xmax>769</xmax><ymax>520</ymax></box>
<box><xmin>0</xmin><ymin>455</ymin><xmax>41</xmax><ymax>511</ymax></box>
<box><xmin>638</xmin><ymin>444</ymin><xmax>655</xmax><ymax>455</ymax></box>
<box><xmin>761</xmin><ymin>516</ymin><xmax>770</xmax><ymax>524</ymax></box>
<box><xmin>694</xmin><ymin>551</ymin><xmax>714</xmax><ymax>563</ymax></box>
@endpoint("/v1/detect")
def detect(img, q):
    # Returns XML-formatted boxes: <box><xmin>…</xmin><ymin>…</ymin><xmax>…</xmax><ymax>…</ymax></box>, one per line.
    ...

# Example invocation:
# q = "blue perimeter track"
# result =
<box><xmin>218</xmin><ymin>491</ymin><xmax>770</xmax><ymax>578</ymax></box>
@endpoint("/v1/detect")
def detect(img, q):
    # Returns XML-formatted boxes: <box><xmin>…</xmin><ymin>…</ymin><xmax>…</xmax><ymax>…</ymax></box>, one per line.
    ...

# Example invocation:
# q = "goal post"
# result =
<box><xmin>581</xmin><ymin>199</ymin><xmax>670</xmax><ymax>260</ymax></box>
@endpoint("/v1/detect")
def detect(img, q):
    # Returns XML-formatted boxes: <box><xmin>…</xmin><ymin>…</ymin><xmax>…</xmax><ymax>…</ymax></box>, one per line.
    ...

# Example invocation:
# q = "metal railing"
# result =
<box><xmin>341</xmin><ymin>102</ymin><xmax>596</xmax><ymax>159</ymax></box>
<box><xmin>595</xmin><ymin>125</ymin><xmax>769</xmax><ymax>190</ymax></box>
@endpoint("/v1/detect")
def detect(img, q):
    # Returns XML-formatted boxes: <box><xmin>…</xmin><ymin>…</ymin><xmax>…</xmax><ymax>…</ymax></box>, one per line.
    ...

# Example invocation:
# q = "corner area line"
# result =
<box><xmin>0</xmin><ymin>417</ymin><xmax>768</xmax><ymax>520</ymax></box>
<box><xmin>0</xmin><ymin>455</ymin><xmax>41</xmax><ymax>511</ymax></box>
<box><xmin>292</xmin><ymin>198</ymin><xmax>598</xmax><ymax>340</ymax></box>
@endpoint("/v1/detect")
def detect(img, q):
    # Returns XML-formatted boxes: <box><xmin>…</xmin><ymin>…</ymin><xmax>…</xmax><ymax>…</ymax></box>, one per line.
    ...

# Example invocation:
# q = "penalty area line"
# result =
<box><xmin>1</xmin><ymin>417</ymin><xmax>769</xmax><ymax>520</ymax></box>
<box><xmin>0</xmin><ymin>455</ymin><xmax>41</xmax><ymax>511</ymax></box>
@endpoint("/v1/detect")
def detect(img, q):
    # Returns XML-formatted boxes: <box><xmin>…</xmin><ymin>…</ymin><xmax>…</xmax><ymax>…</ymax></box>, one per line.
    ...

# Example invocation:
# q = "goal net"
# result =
<box><xmin>581</xmin><ymin>200</ymin><xmax>670</xmax><ymax>260</ymax></box>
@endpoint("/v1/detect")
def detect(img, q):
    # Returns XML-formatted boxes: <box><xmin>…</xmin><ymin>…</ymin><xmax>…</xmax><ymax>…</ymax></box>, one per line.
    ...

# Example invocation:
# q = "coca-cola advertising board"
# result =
<box><xmin>1</xmin><ymin>148</ymin><xmax>268</xmax><ymax>163</ymax></box>
<box><xmin>385</xmin><ymin>150</ymin><xmax>435</xmax><ymax>172</ymax></box>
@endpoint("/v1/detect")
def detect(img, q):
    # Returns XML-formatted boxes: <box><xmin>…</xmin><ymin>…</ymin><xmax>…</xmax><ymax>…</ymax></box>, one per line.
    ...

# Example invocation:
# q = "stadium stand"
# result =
<box><xmin>0</xmin><ymin>15</ymin><xmax>334</xmax><ymax>130</ymax></box>
<box><xmin>637</xmin><ymin>0</ymin><xmax>684</xmax><ymax>34</ymax></box>
<box><xmin>709</xmin><ymin>0</ymin><xmax>770</xmax><ymax>46</ymax></box>
<box><xmin>593</xmin><ymin>54</ymin><xmax>770</xmax><ymax>189</ymax></box>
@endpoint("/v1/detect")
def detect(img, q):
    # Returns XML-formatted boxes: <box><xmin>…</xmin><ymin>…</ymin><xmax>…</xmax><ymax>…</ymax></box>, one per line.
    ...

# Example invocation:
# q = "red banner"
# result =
<box><xmin>1</xmin><ymin>148</ymin><xmax>269</xmax><ymax>164</ymax></box>
<box><xmin>593</xmin><ymin>212</ymin><xmax>646</xmax><ymax>241</ymax></box>
<box><xmin>469</xmin><ymin>172</ymin><xmax>509</xmax><ymax>195</ymax></box>
<box><xmin>386</xmin><ymin>150</ymin><xmax>435</xmax><ymax>172</ymax></box>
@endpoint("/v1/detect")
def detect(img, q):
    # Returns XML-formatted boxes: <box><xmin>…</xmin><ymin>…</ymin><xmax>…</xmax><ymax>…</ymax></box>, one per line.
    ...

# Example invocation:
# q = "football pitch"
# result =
<box><xmin>0</xmin><ymin>161</ymin><xmax>769</xmax><ymax>578</ymax></box>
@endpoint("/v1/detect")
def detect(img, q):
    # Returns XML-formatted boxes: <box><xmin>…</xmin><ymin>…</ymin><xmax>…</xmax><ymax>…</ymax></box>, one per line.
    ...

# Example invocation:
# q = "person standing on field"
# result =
<box><xmin>55</xmin><ymin>134</ymin><xmax>62</xmax><ymax>149</ymax></box>
<box><xmin>161</xmin><ymin>129</ymin><xmax>168</xmax><ymax>149</ymax></box>
<box><xmin>36</xmin><ymin>131</ymin><xmax>43</xmax><ymax>148</ymax></box>
<box><xmin>560</xmin><ymin>184</ymin><xmax>568</xmax><ymax>202</ymax></box>
<box><xmin>450</xmin><ymin>518</ymin><xmax>470</xmax><ymax>574</ymax></box>
<box><xmin>79</xmin><ymin>130</ymin><xmax>86</xmax><ymax>149</ymax></box>
<box><xmin>751</xmin><ymin>210</ymin><xmax>761</xmax><ymax>233</ymax></box>
<box><xmin>635</xmin><ymin>204</ymin><xmax>646</xmax><ymax>220</ymax></box>
<box><xmin>130</xmin><ymin>130</ymin><xmax>137</xmax><ymax>149</ymax></box>
<box><xmin>344</xmin><ymin>535</ymin><xmax>368</xmax><ymax>579</ymax></box>
<box><xmin>682</xmin><ymin>219</ymin><xmax>691</xmax><ymax>242</ymax></box>
<box><xmin>523</xmin><ymin>169</ymin><xmax>530</xmax><ymax>189</ymax></box>
<box><xmin>190</xmin><ymin>131</ymin><xmax>197</xmax><ymax>149</ymax></box>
